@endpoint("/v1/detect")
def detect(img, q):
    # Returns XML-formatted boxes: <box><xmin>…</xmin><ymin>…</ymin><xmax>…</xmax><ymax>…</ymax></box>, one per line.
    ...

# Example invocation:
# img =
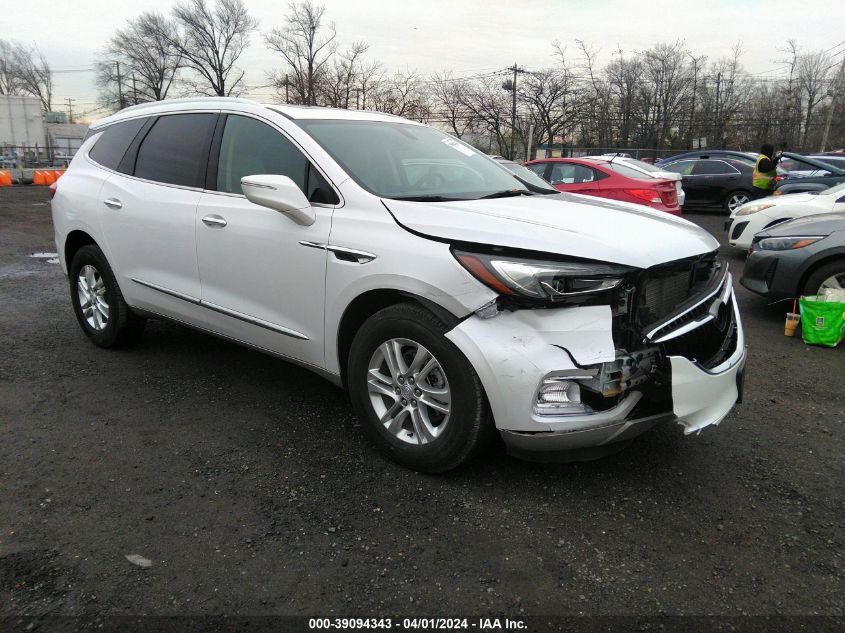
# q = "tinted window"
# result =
<box><xmin>134</xmin><ymin>113</ymin><xmax>217</xmax><ymax>188</ymax></box>
<box><xmin>549</xmin><ymin>162</ymin><xmax>601</xmax><ymax>185</ymax></box>
<box><xmin>663</xmin><ymin>160</ymin><xmax>696</xmax><ymax>175</ymax></box>
<box><xmin>89</xmin><ymin>118</ymin><xmax>147</xmax><ymax>170</ymax></box>
<box><xmin>217</xmin><ymin>115</ymin><xmax>310</xmax><ymax>195</ymax></box>
<box><xmin>304</xmin><ymin>163</ymin><xmax>339</xmax><ymax>204</ymax></box>
<box><xmin>693</xmin><ymin>160</ymin><xmax>739</xmax><ymax>175</ymax></box>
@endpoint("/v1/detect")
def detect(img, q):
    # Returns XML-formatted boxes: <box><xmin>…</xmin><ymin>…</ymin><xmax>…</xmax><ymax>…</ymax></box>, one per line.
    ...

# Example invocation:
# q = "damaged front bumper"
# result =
<box><xmin>445</xmin><ymin>274</ymin><xmax>746</xmax><ymax>458</ymax></box>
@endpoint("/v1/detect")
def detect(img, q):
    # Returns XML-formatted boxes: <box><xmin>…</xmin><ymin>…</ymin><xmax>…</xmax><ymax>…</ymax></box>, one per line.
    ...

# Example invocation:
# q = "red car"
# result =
<box><xmin>524</xmin><ymin>157</ymin><xmax>681</xmax><ymax>215</ymax></box>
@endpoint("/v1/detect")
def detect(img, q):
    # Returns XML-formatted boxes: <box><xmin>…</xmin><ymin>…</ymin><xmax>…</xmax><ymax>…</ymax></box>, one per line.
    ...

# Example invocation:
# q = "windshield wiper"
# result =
<box><xmin>389</xmin><ymin>195</ymin><xmax>461</xmax><ymax>202</ymax></box>
<box><xmin>479</xmin><ymin>189</ymin><xmax>535</xmax><ymax>199</ymax></box>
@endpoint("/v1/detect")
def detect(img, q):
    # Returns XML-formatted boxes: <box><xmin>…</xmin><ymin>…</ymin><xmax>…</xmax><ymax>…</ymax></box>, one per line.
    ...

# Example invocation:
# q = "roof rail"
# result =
<box><xmin>117</xmin><ymin>96</ymin><xmax>258</xmax><ymax>115</ymax></box>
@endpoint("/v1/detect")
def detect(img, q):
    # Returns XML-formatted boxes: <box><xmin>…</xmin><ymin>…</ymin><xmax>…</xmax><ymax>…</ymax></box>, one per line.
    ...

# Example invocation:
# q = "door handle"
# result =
<box><xmin>202</xmin><ymin>215</ymin><xmax>227</xmax><ymax>228</ymax></box>
<box><xmin>103</xmin><ymin>198</ymin><xmax>122</xmax><ymax>210</ymax></box>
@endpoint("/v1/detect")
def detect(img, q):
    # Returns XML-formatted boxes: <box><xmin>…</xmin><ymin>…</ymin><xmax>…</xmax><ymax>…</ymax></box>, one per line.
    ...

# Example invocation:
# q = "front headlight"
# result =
<box><xmin>755</xmin><ymin>236</ymin><xmax>825</xmax><ymax>251</ymax></box>
<box><xmin>736</xmin><ymin>202</ymin><xmax>776</xmax><ymax>216</ymax></box>
<box><xmin>453</xmin><ymin>249</ymin><xmax>635</xmax><ymax>301</ymax></box>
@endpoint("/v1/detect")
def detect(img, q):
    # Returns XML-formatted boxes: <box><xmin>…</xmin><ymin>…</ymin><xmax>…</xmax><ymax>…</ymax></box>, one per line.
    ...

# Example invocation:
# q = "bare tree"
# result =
<box><xmin>797</xmin><ymin>49</ymin><xmax>833</xmax><ymax>147</ymax></box>
<box><xmin>167</xmin><ymin>0</ymin><xmax>257</xmax><ymax>97</ymax></box>
<box><xmin>370</xmin><ymin>71</ymin><xmax>428</xmax><ymax>120</ymax></box>
<box><xmin>518</xmin><ymin>66</ymin><xmax>579</xmax><ymax>149</ymax></box>
<box><xmin>318</xmin><ymin>41</ymin><xmax>376</xmax><ymax>108</ymax></box>
<box><xmin>12</xmin><ymin>43</ymin><xmax>52</xmax><ymax>111</ymax></box>
<box><xmin>0</xmin><ymin>39</ymin><xmax>21</xmax><ymax>95</ymax></box>
<box><xmin>265</xmin><ymin>0</ymin><xmax>337</xmax><ymax>105</ymax></box>
<box><xmin>461</xmin><ymin>75</ymin><xmax>511</xmax><ymax>156</ymax></box>
<box><xmin>97</xmin><ymin>12</ymin><xmax>183</xmax><ymax>111</ymax></box>
<box><xmin>430</xmin><ymin>73</ymin><xmax>475</xmax><ymax>137</ymax></box>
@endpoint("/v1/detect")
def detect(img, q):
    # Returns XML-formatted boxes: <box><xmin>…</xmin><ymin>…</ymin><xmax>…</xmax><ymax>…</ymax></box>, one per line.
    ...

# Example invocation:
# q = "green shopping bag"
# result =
<box><xmin>799</xmin><ymin>296</ymin><xmax>845</xmax><ymax>348</ymax></box>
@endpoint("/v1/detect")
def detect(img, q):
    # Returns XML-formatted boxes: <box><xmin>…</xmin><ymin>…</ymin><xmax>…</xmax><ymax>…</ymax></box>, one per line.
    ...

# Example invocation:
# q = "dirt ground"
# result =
<box><xmin>0</xmin><ymin>186</ymin><xmax>841</xmax><ymax>624</ymax></box>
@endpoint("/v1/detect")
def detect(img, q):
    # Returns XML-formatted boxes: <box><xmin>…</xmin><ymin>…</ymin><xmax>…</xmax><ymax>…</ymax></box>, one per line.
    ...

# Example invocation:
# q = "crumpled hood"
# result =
<box><xmin>383</xmin><ymin>192</ymin><xmax>718</xmax><ymax>269</ymax></box>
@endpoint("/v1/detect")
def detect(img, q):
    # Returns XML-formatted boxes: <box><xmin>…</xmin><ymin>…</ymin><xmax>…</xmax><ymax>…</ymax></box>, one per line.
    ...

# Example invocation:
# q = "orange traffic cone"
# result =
<box><xmin>32</xmin><ymin>171</ymin><xmax>44</xmax><ymax>185</ymax></box>
<box><xmin>0</xmin><ymin>171</ymin><xmax>11</xmax><ymax>187</ymax></box>
<box><xmin>46</xmin><ymin>170</ymin><xmax>58</xmax><ymax>185</ymax></box>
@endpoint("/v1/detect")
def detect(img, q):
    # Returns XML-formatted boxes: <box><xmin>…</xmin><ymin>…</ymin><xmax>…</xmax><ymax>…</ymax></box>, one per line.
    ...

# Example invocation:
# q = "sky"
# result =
<box><xmin>2</xmin><ymin>0</ymin><xmax>844</xmax><ymax>121</ymax></box>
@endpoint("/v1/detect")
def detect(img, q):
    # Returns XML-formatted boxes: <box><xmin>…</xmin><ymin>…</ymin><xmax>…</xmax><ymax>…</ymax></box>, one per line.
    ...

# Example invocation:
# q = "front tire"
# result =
<box><xmin>347</xmin><ymin>303</ymin><xmax>493</xmax><ymax>473</ymax></box>
<box><xmin>724</xmin><ymin>190</ymin><xmax>751</xmax><ymax>214</ymax></box>
<box><xmin>69</xmin><ymin>244</ymin><xmax>146</xmax><ymax>348</ymax></box>
<box><xmin>802</xmin><ymin>260</ymin><xmax>845</xmax><ymax>297</ymax></box>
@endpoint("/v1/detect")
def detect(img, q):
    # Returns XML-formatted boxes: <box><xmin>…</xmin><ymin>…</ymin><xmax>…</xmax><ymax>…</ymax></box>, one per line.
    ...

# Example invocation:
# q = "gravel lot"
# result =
<box><xmin>0</xmin><ymin>186</ymin><xmax>842</xmax><ymax>622</ymax></box>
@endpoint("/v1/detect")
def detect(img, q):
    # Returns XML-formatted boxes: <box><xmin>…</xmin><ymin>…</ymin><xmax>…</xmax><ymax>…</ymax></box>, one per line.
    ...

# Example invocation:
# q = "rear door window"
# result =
<box><xmin>693</xmin><ymin>160</ymin><xmax>739</xmax><ymax>175</ymax></box>
<box><xmin>134</xmin><ymin>113</ymin><xmax>217</xmax><ymax>188</ymax></box>
<box><xmin>550</xmin><ymin>162</ymin><xmax>602</xmax><ymax>184</ymax></box>
<box><xmin>663</xmin><ymin>160</ymin><xmax>697</xmax><ymax>176</ymax></box>
<box><xmin>88</xmin><ymin>118</ymin><xmax>147</xmax><ymax>171</ymax></box>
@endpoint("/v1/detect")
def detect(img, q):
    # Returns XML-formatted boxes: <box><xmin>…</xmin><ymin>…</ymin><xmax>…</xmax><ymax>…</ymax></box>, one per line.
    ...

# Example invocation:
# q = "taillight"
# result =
<box><xmin>623</xmin><ymin>189</ymin><xmax>661</xmax><ymax>204</ymax></box>
<box><xmin>49</xmin><ymin>182</ymin><xmax>57</xmax><ymax>199</ymax></box>
<box><xmin>774</xmin><ymin>175</ymin><xmax>786</xmax><ymax>183</ymax></box>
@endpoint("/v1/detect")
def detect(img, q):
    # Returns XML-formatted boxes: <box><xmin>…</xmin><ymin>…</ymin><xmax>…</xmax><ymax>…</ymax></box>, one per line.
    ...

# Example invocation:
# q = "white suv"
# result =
<box><xmin>52</xmin><ymin>98</ymin><xmax>746</xmax><ymax>472</ymax></box>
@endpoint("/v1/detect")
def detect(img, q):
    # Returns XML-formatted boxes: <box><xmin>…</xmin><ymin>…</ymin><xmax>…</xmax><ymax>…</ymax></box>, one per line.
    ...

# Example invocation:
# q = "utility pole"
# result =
<box><xmin>284</xmin><ymin>74</ymin><xmax>289</xmax><ymax>103</ymax></box>
<box><xmin>820</xmin><ymin>56</ymin><xmax>845</xmax><ymax>152</ymax></box>
<box><xmin>64</xmin><ymin>97</ymin><xmax>75</xmax><ymax>124</ymax></box>
<box><xmin>361</xmin><ymin>80</ymin><xmax>366</xmax><ymax>110</ymax></box>
<box><xmin>115</xmin><ymin>61</ymin><xmax>124</xmax><ymax>110</ymax></box>
<box><xmin>713</xmin><ymin>72</ymin><xmax>721</xmax><ymax>148</ymax></box>
<box><xmin>526</xmin><ymin>123</ymin><xmax>535</xmax><ymax>162</ymax></box>
<box><xmin>511</xmin><ymin>63</ymin><xmax>518</xmax><ymax>159</ymax></box>
<box><xmin>131</xmin><ymin>74</ymin><xmax>138</xmax><ymax>105</ymax></box>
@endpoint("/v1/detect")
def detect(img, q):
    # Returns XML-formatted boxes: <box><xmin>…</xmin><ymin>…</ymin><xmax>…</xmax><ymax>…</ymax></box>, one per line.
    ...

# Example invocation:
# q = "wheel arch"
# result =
<box><xmin>64</xmin><ymin>230</ymin><xmax>98</xmax><ymax>270</ymax></box>
<box><xmin>796</xmin><ymin>251</ymin><xmax>845</xmax><ymax>296</ymax></box>
<box><xmin>336</xmin><ymin>289</ymin><xmax>461</xmax><ymax>389</ymax></box>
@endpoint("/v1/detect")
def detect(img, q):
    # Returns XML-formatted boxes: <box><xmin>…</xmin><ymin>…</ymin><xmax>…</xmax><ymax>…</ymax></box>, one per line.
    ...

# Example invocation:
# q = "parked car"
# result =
<box><xmin>741</xmin><ymin>212</ymin><xmax>845</xmax><ymax>299</ymax></box>
<box><xmin>726</xmin><ymin>183</ymin><xmax>845</xmax><ymax>250</ymax></box>
<box><xmin>774</xmin><ymin>154</ymin><xmax>845</xmax><ymax>195</ymax></box>
<box><xmin>524</xmin><ymin>157</ymin><xmax>681</xmax><ymax>215</ymax></box>
<box><xmin>51</xmin><ymin>97</ymin><xmax>745</xmax><ymax>472</ymax></box>
<box><xmin>586</xmin><ymin>155</ymin><xmax>685</xmax><ymax>207</ymax></box>
<box><xmin>492</xmin><ymin>157</ymin><xmax>560</xmax><ymax>192</ymax></box>
<box><xmin>655</xmin><ymin>150</ymin><xmax>758</xmax><ymax>168</ymax></box>
<box><xmin>659</xmin><ymin>157</ymin><xmax>758</xmax><ymax>213</ymax></box>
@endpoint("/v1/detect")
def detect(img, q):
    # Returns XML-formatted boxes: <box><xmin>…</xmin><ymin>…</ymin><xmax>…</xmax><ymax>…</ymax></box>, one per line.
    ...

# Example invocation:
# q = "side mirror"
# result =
<box><xmin>241</xmin><ymin>174</ymin><xmax>315</xmax><ymax>226</ymax></box>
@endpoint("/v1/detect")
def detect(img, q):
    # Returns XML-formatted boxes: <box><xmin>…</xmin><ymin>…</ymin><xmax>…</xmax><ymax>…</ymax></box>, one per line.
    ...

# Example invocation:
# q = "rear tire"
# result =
<box><xmin>347</xmin><ymin>303</ymin><xmax>493</xmax><ymax>473</ymax></box>
<box><xmin>69</xmin><ymin>244</ymin><xmax>146</xmax><ymax>348</ymax></box>
<box><xmin>802</xmin><ymin>259</ymin><xmax>845</xmax><ymax>297</ymax></box>
<box><xmin>724</xmin><ymin>190</ymin><xmax>751</xmax><ymax>214</ymax></box>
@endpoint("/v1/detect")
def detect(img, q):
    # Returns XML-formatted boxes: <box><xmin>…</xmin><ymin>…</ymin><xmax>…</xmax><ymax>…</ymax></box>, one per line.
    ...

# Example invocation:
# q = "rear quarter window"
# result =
<box><xmin>88</xmin><ymin>118</ymin><xmax>147</xmax><ymax>171</ymax></box>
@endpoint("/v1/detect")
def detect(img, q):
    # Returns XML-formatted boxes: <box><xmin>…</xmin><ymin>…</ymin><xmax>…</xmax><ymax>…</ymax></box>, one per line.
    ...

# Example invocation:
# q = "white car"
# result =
<box><xmin>51</xmin><ymin>97</ymin><xmax>746</xmax><ymax>472</ymax></box>
<box><xmin>727</xmin><ymin>183</ymin><xmax>845</xmax><ymax>250</ymax></box>
<box><xmin>587</xmin><ymin>156</ymin><xmax>686</xmax><ymax>207</ymax></box>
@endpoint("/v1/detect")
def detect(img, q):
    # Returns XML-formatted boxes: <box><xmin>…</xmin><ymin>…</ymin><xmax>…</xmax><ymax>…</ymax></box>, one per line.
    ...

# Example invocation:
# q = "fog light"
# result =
<box><xmin>534</xmin><ymin>378</ymin><xmax>592</xmax><ymax>416</ymax></box>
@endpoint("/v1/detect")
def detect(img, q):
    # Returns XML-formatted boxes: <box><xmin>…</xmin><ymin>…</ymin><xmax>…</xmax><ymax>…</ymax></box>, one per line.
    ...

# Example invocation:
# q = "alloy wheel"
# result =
<box><xmin>818</xmin><ymin>272</ymin><xmax>845</xmax><ymax>294</ymax></box>
<box><xmin>728</xmin><ymin>193</ymin><xmax>750</xmax><ymax>213</ymax></box>
<box><xmin>366</xmin><ymin>338</ymin><xmax>451</xmax><ymax>445</ymax></box>
<box><xmin>77</xmin><ymin>264</ymin><xmax>110</xmax><ymax>331</ymax></box>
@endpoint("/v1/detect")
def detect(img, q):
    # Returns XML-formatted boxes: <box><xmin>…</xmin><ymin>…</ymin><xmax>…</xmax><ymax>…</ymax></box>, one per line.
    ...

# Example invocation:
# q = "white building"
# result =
<box><xmin>0</xmin><ymin>95</ymin><xmax>45</xmax><ymax>148</ymax></box>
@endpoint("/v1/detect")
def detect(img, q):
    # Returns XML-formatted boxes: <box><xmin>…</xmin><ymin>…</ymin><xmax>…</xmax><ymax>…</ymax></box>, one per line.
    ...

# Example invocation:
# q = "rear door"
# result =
<box><xmin>194</xmin><ymin>113</ymin><xmax>336</xmax><ymax>366</ymax></box>
<box><xmin>663</xmin><ymin>160</ymin><xmax>701</xmax><ymax>204</ymax></box>
<box><xmin>691</xmin><ymin>159</ymin><xmax>742</xmax><ymax>205</ymax></box>
<box><xmin>548</xmin><ymin>162</ymin><xmax>605</xmax><ymax>197</ymax></box>
<box><xmin>98</xmin><ymin>112</ymin><xmax>217</xmax><ymax>318</ymax></box>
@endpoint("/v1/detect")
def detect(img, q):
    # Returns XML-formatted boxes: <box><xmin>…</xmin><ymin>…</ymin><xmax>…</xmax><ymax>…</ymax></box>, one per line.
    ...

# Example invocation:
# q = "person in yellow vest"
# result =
<box><xmin>751</xmin><ymin>143</ymin><xmax>783</xmax><ymax>200</ymax></box>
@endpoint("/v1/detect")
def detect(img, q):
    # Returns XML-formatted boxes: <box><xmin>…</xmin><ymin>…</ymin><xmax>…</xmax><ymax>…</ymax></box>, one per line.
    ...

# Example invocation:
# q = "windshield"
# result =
<box><xmin>821</xmin><ymin>182</ymin><xmax>845</xmax><ymax>196</ymax></box>
<box><xmin>297</xmin><ymin>119</ymin><xmax>532</xmax><ymax>200</ymax></box>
